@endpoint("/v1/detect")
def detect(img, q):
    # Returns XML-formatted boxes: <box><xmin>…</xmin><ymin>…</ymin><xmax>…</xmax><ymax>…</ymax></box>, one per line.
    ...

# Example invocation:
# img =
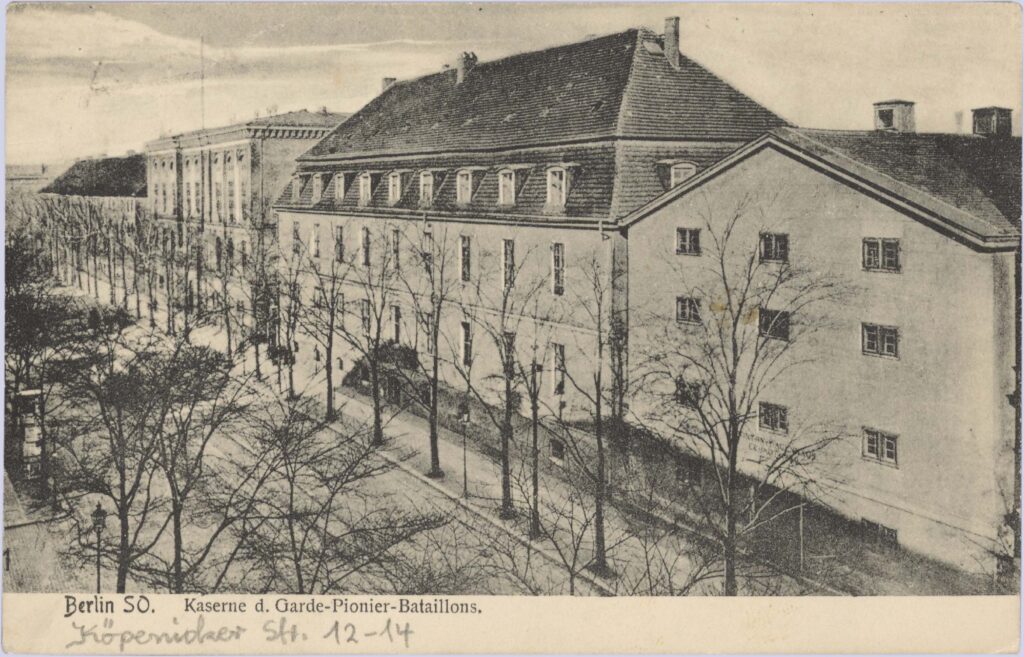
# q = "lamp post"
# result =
<box><xmin>457</xmin><ymin>399</ymin><xmax>470</xmax><ymax>499</ymax></box>
<box><xmin>90</xmin><ymin>502</ymin><xmax>107</xmax><ymax>594</ymax></box>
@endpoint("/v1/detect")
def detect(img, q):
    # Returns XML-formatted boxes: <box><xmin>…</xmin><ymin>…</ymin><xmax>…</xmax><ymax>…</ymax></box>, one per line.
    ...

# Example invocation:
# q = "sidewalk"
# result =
<box><xmin>320</xmin><ymin>386</ymin><xmax>820</xmax><ymax>596</ymax></box>
<box><xmin>3</xmin><ymin>472</ymin><xmax>85</xmax><ymax>592</ymax></box>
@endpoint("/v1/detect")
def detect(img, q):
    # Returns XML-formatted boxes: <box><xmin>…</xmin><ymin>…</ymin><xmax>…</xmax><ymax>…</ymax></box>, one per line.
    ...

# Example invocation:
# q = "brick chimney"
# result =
<box><xmin>382</xmin><ymin>77</ymin><xmax>397</xmax><ymax>93</ymax></box>
<box><xmin>664</xmin><ymin>16</ymin><xmax>680</xmax><ymax>69</ymax></box>
<box><xmin>873</xmin><ymin>100</ymin><xmax>915</xmax><ymax>133</ymax></box>
<box><xmin>972</xmin><ymin>107</ymin><xmax>1012</xmax><ymax>137</ymax></box>
<box><xmin>456</xmin><ymin>52</ymin><xmax>477</xmax><ymax>84</ymax></box>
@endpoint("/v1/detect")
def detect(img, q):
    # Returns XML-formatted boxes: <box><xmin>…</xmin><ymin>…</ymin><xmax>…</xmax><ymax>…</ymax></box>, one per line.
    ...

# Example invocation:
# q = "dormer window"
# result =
<box><xmin>388</xmin><ymin>172</ymin><xmax>403</xmax><ymax>206</ymax></box>
<box><xmin>312</xmin><ymin>174</ymin><xmax>324</xmax><ymax>202</ymax></box>
<box><xmin>419</xmin><ymin>171</ymin><xmax>434</xmax><ymax>206</ymax></box>
<box><xmin>456</xmin><ymin>170</ymin><xmax>472</xmax><ymax>205</ymax></box>
<box><xmin>359</xmin><ymin>173</ymin><xmax>372</xmax><ymax>206</ymax></box>
<box><xmin>670</xmin><ymin>162</ymin><xmax>697</xmax><ymax>187</ymax></box>
<box><xmin>291</xmin><ymin>176</ymin><xmax>302</xmax><ymax>203</ymax></box>
<box><xmin>546</xmin><ymin>168</ymin><xmax>567</xmax><ymax>207</ymax></box>
<box><xmin>334</xmin><ymin>173</ymin><xmax>346</xmax><ymax>200</ymax></box>
<box><xmin>498</xmin><ymin>169</ymin><xmax>516</xmax><ymax>206</ymax></box>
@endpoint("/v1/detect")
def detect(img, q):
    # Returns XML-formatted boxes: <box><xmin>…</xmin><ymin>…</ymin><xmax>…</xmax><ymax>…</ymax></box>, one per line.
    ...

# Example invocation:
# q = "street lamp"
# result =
<box><xmin>90</xmin><ymin>503</ymin><xmax>107</xmax><ymax>594</ymax></box>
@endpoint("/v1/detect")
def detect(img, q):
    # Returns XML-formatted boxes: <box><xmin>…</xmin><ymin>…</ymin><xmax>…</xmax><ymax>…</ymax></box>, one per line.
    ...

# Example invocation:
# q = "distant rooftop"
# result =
<box><xmin>41</xmin><ymin>154</ymin><xmax>146</xmax><ymax>198</ymax></box>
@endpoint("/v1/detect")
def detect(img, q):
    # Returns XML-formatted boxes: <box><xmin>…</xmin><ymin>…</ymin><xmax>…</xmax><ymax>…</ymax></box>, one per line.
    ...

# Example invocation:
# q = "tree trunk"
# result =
<box><xmin>171</xmin><ymin>497</ymin><xmax>184</xmax><ymax>593</ymax></box>
<box><xmin>107</xmin><ymin>237</ymin><xmax>116</xmax><ymax>306</ymax></box>
<box><xmin>499</xmin><ymin>374</ymin><xmax>514</xmax><ymax>518</ymax></box>
<box><xmin>593</xmin><ymin>392</ymin><xmax>608</xmax><ymax>575</ymax></box>
<box><xmin>324</xmin><ymin>327</ymin><xmax>334</xmax><ymax>421</ymax></box>
<box><xmin>724</xmin><ymin>436</ymin><xmax>740</xmax><ymax>596</ymax></box>
<box><xmin>530</xmin><ymin>368</ymin><xmax>541</xmax><ymax>540</ymax></box>
<box><xmin>427</xmin><ymin>351</ymin><xmax>442</xmax><ymax>477</ymax></box>
<box><xmin>117</xmin><ymin>509</ymin><xmax>129</xmax><ymax>593</ymax></box>
<box><xmin>370</xmin><ymin>355</ymin><xmax>384</xmax><ymax>446</ymax></box>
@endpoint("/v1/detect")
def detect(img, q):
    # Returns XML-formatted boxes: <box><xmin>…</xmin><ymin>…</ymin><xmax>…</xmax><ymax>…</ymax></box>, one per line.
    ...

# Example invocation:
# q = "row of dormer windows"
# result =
<box><xmin>291</xmin><ymin>164</ymin><xmax>581</xmax><ymax>209</ymax></box>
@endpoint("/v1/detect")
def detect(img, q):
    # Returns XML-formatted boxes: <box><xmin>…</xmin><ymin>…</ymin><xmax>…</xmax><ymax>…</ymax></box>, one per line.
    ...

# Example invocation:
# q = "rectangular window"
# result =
<box><xmin>503</xmin><ymin>331</ymin><xmax>516</xmax><ymax>377</ymax></box>
<box><xmin>361</xmin><ymin>299</ymin><xmax>371</xmax><ymax>334</ymax></box>
<box><xmin>239</xmin><ymin>180</ymin><xmax>247</xmax><ymax>219</ymax></box>
<box><xmin>760</xmin><ymin>232</ymin><xmax>789</xmax><ymax>263</ymax></box>
<box><xmin>759</xmin><ymin>308</ymin><xmax>791</xmax><ymax>341</ymax></box>
<box><xmin>214</xmin><ymin>182</ymin><xmax>222</xmax><ymax>219</ymax></box>
<box><xmin>292</xmin><ymin>221</ymin><xmax>301</xmax><ymax>256</ymax></box>
<box><xmin>419</xmin><ymin>172</ymin><xmax>433</xmax><ymax>205</ymax></box>
<box><xmin>676</xmin><ymin>228</ymin><xmax>701</xmax><ymax>256</ymax></box>
<box><xmin>675</xmin><ymin>296</ymin><xmax>701</xmax><ymax>324</ymax></box>
<box><xmin>456</xmin><ymin>171</ymin><xmax>472</xmax><ymax>204</ymax></box>
<box><xmin>547</xmin><ymin>168</ymin><xmax>567</xmax><ymax>206</ymax></box>
<box><xmin>864</xmin><ymin>428</ymin><xmax>898</xmax><ymax>466</ymax></box>
<box><xmin>674</xmin><ymin>376</ymin><xmax>701</xmax><ymax>408</ymax></box>
<box><xmin>391</xmin><ymin>305</ymin><xmax>401</xmax><ymax>343</ymax></box>
<box><xmin>227</xmin><ymin>180</ymin><xmax>236</xmax><ymax>221</ymax></box>
<box><xmin>552</xmin><ymin>342</ymin><xmax>566</xmax><ymax>395</ymax></box>
<box><xmin>425</xmin><ymin>312</ymin><xmax>435</xmax><ymax>355</ymax></box>
<box><xmin>498</xmin><ymin>170</ymin><xmax>516</xmax><ymax>205</ymax></box>
<box><xmin>549</xmin><ymin>438</ymin><xmax>566</xmax><ymax>465</ymax></box>
<box><xmin>359</xmin><ymin>174</ymin><xmax>372</xmax><ymax>206</ymax></box>
<box><xmin>863</xmin><ymin>238</ymin><xmax>901</xmax><ymax>272</ymax></box>
<box><xmin>551</xmin><ymin>242</ymin><xmax>565</xmax><ymax>296</ymax></box>
<box><xmin>461</xmin><ymin>322</ymin><xmax>472</xmax><ymax>366</ymax></box>
<box><xmin>312</xmin><ymin>174</ymin><xmax>323</xmax><ymax>202</ymax></box>
<box><xmin>313</xmin><ymin>224</ymin><xmax>321</xmax><ymax>258</ymax></box>
<box><xmin>388</xmin><ymin>173</ymin><xmax>402</xmax><ymax>205</ymax></box>
<box><xmin>240</xmin><ymin>241</ymin><xmax>248</xmax><ymax>269</ymax></box>
<box><xmin>502</xmin><ymin>239</ymin><xmax>515</xmax><ymax>289</ymax></box>
<box><xmin>422</xmin><ymin>229</ymin><xmax>433</xmax><ymax>274</ymax></box>
<box><xmin>862</xmin><ymin>519</ymin><xmax>899</xmax><ymax>548</ymax></box>
<box><xmin>759</xmin><ymin>402</ymin><xmax>789</xmax><ymax>433</ymax></box>
<box><xmin>361</xmin><ymin>226</ymin><xmax>371</xmax><ymax>267</ymax></box>
<box><xmin>291</xmin><ymin>176</ymin><xmax>301</xmax><ymax>203</ymax></box>
<box><xmin>185</xmin><ymin>185</ymin><xmax>192</xmax><ymax>216</ymax></box>
<box><xmin>313</xmin><ymin>286</ymin><xmax>324</xmax><ymax>309</ymax></box>
<box><xmin>460</xmin><ymin>235</ymin><xmax>471</xmax><ymax>282</ymax></box>
<box><xmin>391</xmin><ymin>227</ymin><xmax>401</xmax><ymax>270</ymax></box>
<box><xmin>862</xmin><ymin>323</ymin><xmax>899</xmax><ymax>358</ymax></box>
<box><xmin>193</xmin><ymin>182</ymin><xmax>200</xmax><ymax>215</ymax></box>
<box><xmin>334</xmin><ymin>225</ymin><xmax>344</xmax><ymax>263</ymax></box>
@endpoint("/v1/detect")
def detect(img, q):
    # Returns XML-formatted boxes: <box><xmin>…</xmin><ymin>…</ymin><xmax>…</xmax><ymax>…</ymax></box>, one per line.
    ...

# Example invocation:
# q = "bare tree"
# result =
<box><xmin>632</xmin><ymin>191</ymin><xmax>848</xmax><ymax>595</ymax></box>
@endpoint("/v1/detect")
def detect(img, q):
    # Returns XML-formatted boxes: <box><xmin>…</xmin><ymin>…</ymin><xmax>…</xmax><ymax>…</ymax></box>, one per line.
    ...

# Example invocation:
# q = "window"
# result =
<box><xmin>360</xmin><ymin>299</ymin><xmax>371</xmax><ymax>334</ymax></box>
<box><xmin>240</xmin><ymin>241</ymin><xmax>248</xmax><ymax>269</ymax></box>
<box><xmin>549</xmin><ymin>438</ymin><xmax>566</xmax><ymax>465</ymax></box>
<box><xmin>226</xmin><ymin>238</ymin><xmax>235</xmax><ymax>271</ymax></box>
<box><xmin>391</xmin><ymin>228</ymin><xmax>401</xmax><ymax>270</ymax></box>
<box><xmin>292</xmin><ymin>222</ymin><xmax>301</xmax><ymax>256</ymax></box>
<box><xmin>359</xmin><ymin>173</ymin><xmax>372</xmax><ymax>205</ymax></box>
<box><xmin>456</xmin><ymin>170</ymin><xmax>472</xmax><ymax>204</ymax></box>
<box><xmin>863</xmin><ymin>238</ymin><xmax>901</xmax><ymax>272</ymax></box>
<box><xmin>419</xmin><ymin>172</ymin><xmax>433</xmax><ymax>206</ymax></box>
<box><xmin>193</xmin><ymin>182</ymin><xmax>200</xmax><ymax>215</ymax></box>
<box><xmin>861</xmin><ymin>519</ymin><xmax>899</xmax><ymax>548</ymax></box>
<box><xmin>312</xmin><ymin>174</ymin><xmax>323</xmax><ymax>202</ymax></box>
<box><xmin>227</xmin><ymin>180</ymin><xmax>236</xmax><ymax>221</ymax></box>
<box><xmin>759</xmin><ymin>308</ymin><xmax>791</xmax><ymax>341</ymax></box>
<box><xmin>552</xmin><ymin>343</ymin><xmax>566</xmax><ymax>395</ymax></box>
<box><xmin>670</xmin><ymin>162</ymin><xmax>697</xmax><ymax>187</ymax></box>
<box><xmin>239</xmin><ymin>180</ymin><xmax>247</xmax><ymax>219</ymax></box>
<box><xmin>674</xmin><ymin>376</ymin><xmax>702</xmax><ymax>407</ymax></box>
<box><xmin>185</xmin><ymin>185</ymin><xmax>192</xmax><ymax>216</ymax></box>
<box><xmin>862</xmin><ymin>323</ymin><xmax>899</xmax><ymax>358</ymax></box>
<box><xmin>460</xmin><ymin>235</ymin><xmax>471</xmax><ymax>282</ymax></box>
<box><xmin>313</xmin><ymin>224</ymin><xmax>321</xmax><ymax>258</ymax></box>
<box><xmin>546</xmin><ymin>168</ymin><xmax>567</xmax><ymax>206</ymax></box>
<box><xmin>551</xmin><ymin>242</ymin><xmax>565</xmax><ymax>296</ymax></box>
<box><xmin>391</xmin><ymin>305</ymin><xmax>401</xmax><ymax>343</ymax></box>
<box><xmin>675</xmin><ymin>296</ymin><xmax>701</xmax><ymax>324</ymax></box>
<box><xmin>498</xmin><ymin>169</ymin><xmax>516</xmax><ymax>205</ymax></box>
<box><xmin>864</xmin><ymin>428</ymin><xmax>898</xmax><ymax>466</ymax></box>
<box><xmin>461</xmin><ymin>322</ymin><xmax>473</xmax><ymax>366</ymax></box>
<box><xmin>502</xmin><ymin>239</ymin><xmax>515</xmax><ymax>289</ymax></box>
<box><xmin>425</xmin><ymin>312</ymin><xmax>435</xmax><ymax>354</ymax></box>
<box><xmin>388</xmin><ymin>172</ymin><xmax>402</xmax><ymax>205</ymax></box>
<box><xmin>334</xmin><ymin>226</ymin><xmax>344</xmax><ymax>263</ymax></box>
<box><xmin>422</xmin><ymin>229</ymin><xmax>433</xmax><ymax>274</ymax></box>
<box><xmin>313</xmin><ymin>286</ymin><xmax>324</xmax><ymax>309</ymax></box>
<box><xmin>760</xmin><ymin>233</ymin><xmax>789</xmax><ymax>263</ymax></box>
<box><xmin>361</xmin><ymin>226</ymin><xmax>371</xmax><ymax>267</ymax></box>
<box><xmin>759</xmin><ymin>402</ymin><xmax>789</xmax><ymax>433</ymax></box>
<box><xmin>214</xmin><ymin>182</ymin><xmax>223</xmax><ymax>219</ymax></box>
<box><xmin>215</xmin><ymin>238</ymin><xmax>223</xmax><ymax>270</ymax></box>
<box><xmin>877</xmin><ymin>109</ymin><xmax>894</xmax><ymax>129</ymax></box>
<box><xmin>502</xmin><ymin>331</ymin><xmax>516</xmax><ymax>377</ymax></box>
<box><xmin>676</xmin><ymin>228</ymin><xmax>701</xmax><ymax>255</ymax></box>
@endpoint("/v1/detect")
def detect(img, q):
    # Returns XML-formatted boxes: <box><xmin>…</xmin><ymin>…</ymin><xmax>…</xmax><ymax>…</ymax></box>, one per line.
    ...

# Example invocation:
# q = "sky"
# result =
<box><xmin>5</xmin><ymin>2</ymin><xmax>1022</xmax><ymax>165</ymax></box>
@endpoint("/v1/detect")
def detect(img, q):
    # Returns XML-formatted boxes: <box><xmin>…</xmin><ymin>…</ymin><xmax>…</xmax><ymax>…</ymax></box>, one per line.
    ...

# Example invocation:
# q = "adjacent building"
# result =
<box><xmin>145</xmin><ymin>109</ymin><xmax>349</xmax><ymax>317</ymax></box>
